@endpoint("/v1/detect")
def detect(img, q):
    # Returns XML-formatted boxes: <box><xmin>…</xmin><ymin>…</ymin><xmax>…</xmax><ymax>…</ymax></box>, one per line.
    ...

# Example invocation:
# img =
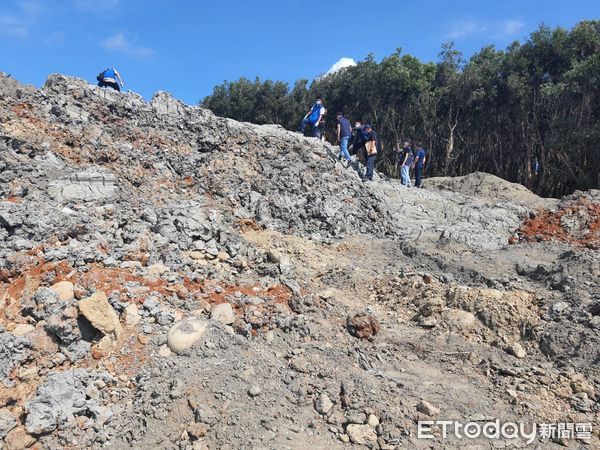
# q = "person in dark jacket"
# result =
<box><xmin>336</xmin><ymin>112</ymin><xmax>352</xmax><ymax>163</ymax></box>
<box><xmin>413</xmin><ymin>142</ymin><xmax>427</xmax><ymax>188</ymax></box>
<box><xmin>362</xmin><ymin>124</ymin><xmax>380</xmax><ymax>182</ymax></box>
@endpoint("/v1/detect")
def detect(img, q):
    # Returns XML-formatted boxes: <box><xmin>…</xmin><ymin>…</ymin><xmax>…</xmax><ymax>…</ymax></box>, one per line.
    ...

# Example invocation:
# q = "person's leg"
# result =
<box><xmin>415</xmin><ymin>166</ymin><xmax>422</xmax><ymax>187</ymax></box>
<box><xmin>365</xmin><ymin>155</ymin><xmax>375</xmax><ymax>180</ymax></box>
<box><xmin>401</xmin><ymin>165</ymin><xmax>409</xmax><ymax>186</ymax></box>
<box><xmin>313</xmin><ymin>125</ymin><xmax>321</xmax><ymax>139</ymax></box>
<box><xmin>340</xmin><ymin>136</ymin><xmax>351</xmax><ymax>161</ymax></box>
<box><xmin>300</xmin><ymin>118</ymin><xmax>309</xmax><ymax>133</ymax></box>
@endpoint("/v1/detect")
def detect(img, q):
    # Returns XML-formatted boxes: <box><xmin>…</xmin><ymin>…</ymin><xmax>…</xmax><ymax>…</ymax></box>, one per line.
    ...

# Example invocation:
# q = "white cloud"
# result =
<box><xmin>101</xmin><ymin>32</ymin><xmax>154</xmax><ymax>58</ymax></box>
<box><xmin>446</xmin><ymin>18</ymin><xmax>525</xmax><ymax>40</ymax></box>
<box><xmin>499</xmin><ymin>19</ymin><xmax>524</xmax><ymax>37</ymax></box>
<box><xmin>325</xmin><ymin>57</ymin><xmax>357</xmax><ymax>76</ymax></box>
<box><xmin>446</xmin><ymin>20</ymin><xmax>488</xmax><ymax>39</ymax></box>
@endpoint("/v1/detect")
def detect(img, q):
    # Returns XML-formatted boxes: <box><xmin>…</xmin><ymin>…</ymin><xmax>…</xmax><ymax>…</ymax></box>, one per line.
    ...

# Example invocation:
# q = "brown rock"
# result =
<box><xmin>346</xmin><ymin>424</ymin><xmax>377</xmax><ymax>446</ymax></box>
<box><xmin>417</xmin><ymin>400</ymin><xmax>440</xmax><ymax>416</ymax></box>
<box><xmin>78</xmin><ymin>292</ymin><xmax>122</xmax><ymax>338</ymax></box>
<box><xmin>347</xmin><ymin>312</ymin><xmax>381</xmax><ymax>339</ymax></box>
<box><xmin>188</xmin><ymin>423</ymin><xmax>209</xmax><ymax>439</ymax></box>
<box><xmin>3</xmin><ymin>426</ymin><xmax>36</xmax><ymax>450</ymax></box>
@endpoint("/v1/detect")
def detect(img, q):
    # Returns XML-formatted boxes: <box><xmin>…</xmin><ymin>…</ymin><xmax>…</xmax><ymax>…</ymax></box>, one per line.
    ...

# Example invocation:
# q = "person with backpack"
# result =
<box><xmin>413</xmin><ymin>142</ymin><xmax>427</xmax><ymax>188</ymax></box>
<box><xmin>336</xmin><ymin>112</ymin><xmax>352</xmax><ymax>164</ymax></box>
<box><xmin>398</xmin><ymin>141</ymin><xmax>413</xmax><ymax>187</ymax></box>
<box><xmin>300</xmin><ymin>97</ymin><xmax>325</xmax><ymax>138</ymax></box>
<box><xmin>96</xmin><ymin>68</ymin><xmax>124</xmax><ymax>92</ymax></box>
<box><xmin>362</xmin><ymin>124</ymin><xmax>380</xmax><ymax>182</ymax></box>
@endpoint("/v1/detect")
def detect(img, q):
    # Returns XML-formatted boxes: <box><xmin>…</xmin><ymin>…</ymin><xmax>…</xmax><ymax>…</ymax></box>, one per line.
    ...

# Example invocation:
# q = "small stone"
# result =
<box><xmin>189</xmin><ymin>251</ymin><xmax>205</xmax><ymax>260</ymax></box>
<box><xmin>346</xmin><ymin>424</ymin><xmax>377</xmax><ymax>446</ymax></box>
<box><xmin>248</xmin><ymin>386</ymin><xmax>261</xmax><ymax>397</ymax></box>
<box><xmin>314</xmin><ymin>393</ymin><xmax>333</xmax><ymax>415</ymax></box>
<box><xmin>158</xmin><ymin>345</ymin><xmax>172</xmax><ymax>358</ymax></box>
<box><xmin>417</xmin><ymin>400</ymin><xmax>440</xmax><ymax>416</ymax></box>
<box><xmin>78</xmin><ymin>291</ymin><xmax>122</xmax><ymax>338</ymax></box>
<box><xmin>3</xmin><ymin>426</ymin><xmax>36</xmax><ymax>450</ymax></box>
<box><xmin>217</xmin><ymin>251</ymin><xmax>230</xmax><ymax>262</ymax></box>
<box><xmin>339</xmin><ymin>434</ymin><xmax>350</xmax><ymax>443</ymax></box>
<box><xmin>347</xmin><ymin>312</ymin><xmax>380</xmax><ymax>339</ymax></box>
<box><xmin>570</xmin><ymin>374</ymin><xmax>595</xmax><ymax>397</ymax></box>
<box><xmin>422</xmin><ymin>274</ymin><xmax>433</xmax><ymax>284</ymax></box>
<box><xmin>211</xmin><ymin>303</ymin><xmax>236</xmax><ymax>325</ymax></box>
<box><xmin>124</xmin><ymin>303</ymin><xmax>141</xmax><ymax>326</ymax></box>
<box><xmin>188</xmin><ymin>423</ymin><xmax>208</xmax><ymax>439</ymax></box>
<box><xmin>418</xmin><ymin>316</ymin><xmax>437</xmax><ymax>328</ymax></box>
<box><xmin>367</xmin><ymin>414</ymin><xmax>379</xmax><ymax>427</ymax></box>
<box><xmin>12</xmin><ymin>324</ymin><xmax>35</xmax><ymax>336</ymax></box>
<box><xmin>138</xmin><ymin>335</ymin><xmax>150</xmax><ymax>345</ymax></box>
<box><xmin>167</xmin><ymin>318</ymin><xmax>208</xmax><ymax>354</ymax></box>
<box><xmin>507</xmin><ymin>342</ymin><xmax>527</xmax><ymax>359</ymax></box>
<box><xmin>50</xmin><ymin>281</ymin><xmax>74</xmax><ymax>301</ymax></box>
<box><xmin>442</xmin><ymin>308</ymin><xmax>476</xmax><ymax>331</ymax></box>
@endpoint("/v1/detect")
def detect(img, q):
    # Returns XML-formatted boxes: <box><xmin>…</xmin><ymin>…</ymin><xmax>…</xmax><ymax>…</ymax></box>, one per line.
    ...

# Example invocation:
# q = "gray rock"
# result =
<box><xmin>48</xmin><ymin>169</ymin><xmax>117</xmax><ymax>202</ymax></box>
<box><xmin>0</xmin><ymin>408</ymin><xmax>17</xmax><ymax>439</ymax></box>
<box><xmin>25</xmin><ymin>370</ymin><xmax>88</xmax><ymax>435</ymax></box>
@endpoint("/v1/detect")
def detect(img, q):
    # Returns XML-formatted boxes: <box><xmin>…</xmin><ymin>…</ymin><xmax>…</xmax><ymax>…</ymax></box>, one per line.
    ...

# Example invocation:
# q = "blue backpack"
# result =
<box><xmin>97</xmin><ymin>68</ymin><xmax>116</xmax><ymax>81</ymax></box>
<box><xmin>307</xmin><ymin>103</ymin><xmax>322</xmax><ymax>125</ymax></box>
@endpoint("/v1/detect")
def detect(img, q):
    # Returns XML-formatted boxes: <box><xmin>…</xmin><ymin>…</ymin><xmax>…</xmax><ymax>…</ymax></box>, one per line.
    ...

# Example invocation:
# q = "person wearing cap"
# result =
<box><xmin>362</xmin><ymin>124</ymin><xmax>380</xmax><ymax>182</ymax></box>
<box><xmin>336</xmin><ymin>112</ymin><xmax>352</xmax><ymax>164</ymax></box>
<box><xmin>398</xmin><ymin>140</ymin><xmax>414</xmax><ymax>187</ymax></box>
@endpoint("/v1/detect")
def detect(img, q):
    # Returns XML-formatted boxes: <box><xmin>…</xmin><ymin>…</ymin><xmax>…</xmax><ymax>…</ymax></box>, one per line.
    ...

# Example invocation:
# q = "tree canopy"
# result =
<box><xmin>202</xmin><ymin>21</ymin><xmax>600</xmax><ymax>198</ymax></box>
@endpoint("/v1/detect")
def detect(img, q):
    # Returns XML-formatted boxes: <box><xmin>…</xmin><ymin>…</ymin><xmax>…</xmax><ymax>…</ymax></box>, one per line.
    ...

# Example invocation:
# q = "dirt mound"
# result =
<box><xmin>1</xmin><ymin>73</ymin><xmax>598</xmax><ymax>448</ymax></box>
<box><xmin>426</xmin><ymin>172</ymin><xmax>556</xmax><ymax>209</ymax></box>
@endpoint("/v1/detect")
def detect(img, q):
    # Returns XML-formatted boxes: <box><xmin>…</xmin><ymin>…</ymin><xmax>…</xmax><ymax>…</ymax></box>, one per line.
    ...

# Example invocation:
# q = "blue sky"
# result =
<box><xmin>1</xmin><ymin>0</ymin><xmax>598</xmax><ymax>105</ymax></box>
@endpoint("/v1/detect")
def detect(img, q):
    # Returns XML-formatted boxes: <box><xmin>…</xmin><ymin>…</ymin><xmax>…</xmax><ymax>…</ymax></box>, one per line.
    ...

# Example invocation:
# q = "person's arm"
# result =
<box><xmin>413</xmin><ymin>154</ymin><xmax>420</xmax><ymax>168</ymax></box>
<box><xmin>114</xmin><ymin>69</ymin><xmax>124</xmax><ymax>86</ymax></box>
<box><xmin>337</xmin><ymin>123</ymin><xmax>341</xmax><ymax>142</ymax></box>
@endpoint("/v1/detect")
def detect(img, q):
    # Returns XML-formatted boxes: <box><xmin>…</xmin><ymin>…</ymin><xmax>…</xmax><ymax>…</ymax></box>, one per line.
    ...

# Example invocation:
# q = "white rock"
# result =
<box><xmin>12</xmin><ymin>324</ymin><xmax>35</xmax><ymax>336</ymax></box>
<box><xmin>211</xmin><ymin>303</ymin><xmax>236</xmax><ymax>325</ymax></box>
<box><xmin>124</xmin><ymin>304</ymin><xmax>141</xmax><ymax>326</ymax></box>
<box><xmin>367</xmin><ymin>414</ymin><xmax>379</xmax><ymax>427</ymax></box>
<box><xmin>167</xmin><ymin>318</ymin><xmax>208</xmax><ymax>354</ymax></box>
<box><xmin>158</xmin><ymin>345</ymin><xmax>172</xmax><ymax>358</ymax></box>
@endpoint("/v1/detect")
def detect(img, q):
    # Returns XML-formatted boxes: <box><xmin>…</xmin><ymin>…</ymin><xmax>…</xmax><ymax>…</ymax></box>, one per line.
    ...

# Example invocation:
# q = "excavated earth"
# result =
<box><xmin>0</xmin><ymin>73</ymin><xmax>598</xmax><ymax>449</ymax></box>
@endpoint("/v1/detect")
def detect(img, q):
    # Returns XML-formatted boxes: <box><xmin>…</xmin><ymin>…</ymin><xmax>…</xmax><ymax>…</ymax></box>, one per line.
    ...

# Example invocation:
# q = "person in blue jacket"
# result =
<box><xmin>300</xmin><ymin>97</ymin><xmax>325</xmax><ymax>138</ymax></box>
<box><xmin>96</xmin><ymin>68</ymin><xmax>124</xmax><ymax>92</ymax></box>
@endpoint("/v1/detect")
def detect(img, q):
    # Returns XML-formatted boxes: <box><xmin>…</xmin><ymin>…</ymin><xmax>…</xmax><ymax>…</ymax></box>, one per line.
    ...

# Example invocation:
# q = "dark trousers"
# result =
<box><xmin>300</xmin><ymin>118</ymin><xmax>321</xmax><ymax>138</ymax></box>
<box><xmin>415</xmin><ymin>165</ymin><xmax>423</xmax><ymax>187</ymax></box>
<box><xmin>365</xmin><ymin>154</ymin><xmax>377</xmax><ymax>180</ymax></box>
<box><xmin>98</xmin><ymin>80</ymin><xmax>120</xmax><ymax>91</ymax></box>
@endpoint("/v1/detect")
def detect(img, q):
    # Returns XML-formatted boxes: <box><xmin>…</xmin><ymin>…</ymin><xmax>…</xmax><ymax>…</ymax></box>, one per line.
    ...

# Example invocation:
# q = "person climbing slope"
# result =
<box><xmin>96</xmin><ymin>68</ymin><xmax>124</xmax><ymax>92</ymax></box>
<box><xmin>336</xmin><ymin>112</ymin><xmax>352</xmax><ymax>164</ymax></box>
<box><xmin>300</xmin><ymin>96</ymin><xmax>325</xmax><ymax>138</ymax></box>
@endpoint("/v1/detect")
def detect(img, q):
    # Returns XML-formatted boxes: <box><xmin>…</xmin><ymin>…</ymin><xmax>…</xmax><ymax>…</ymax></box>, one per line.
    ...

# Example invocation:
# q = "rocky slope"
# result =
<box><xmin>0</xmin><ymin>73</ymin><xmax>598</xmax><ymax>449</ymax></box>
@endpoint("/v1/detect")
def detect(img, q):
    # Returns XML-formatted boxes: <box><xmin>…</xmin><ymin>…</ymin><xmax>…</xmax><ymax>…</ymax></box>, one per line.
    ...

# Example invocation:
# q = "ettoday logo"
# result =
<box><xmin>418</xmin><ymin>420</ymin><xmax>593</xmax><ymax>444</ymax></box>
